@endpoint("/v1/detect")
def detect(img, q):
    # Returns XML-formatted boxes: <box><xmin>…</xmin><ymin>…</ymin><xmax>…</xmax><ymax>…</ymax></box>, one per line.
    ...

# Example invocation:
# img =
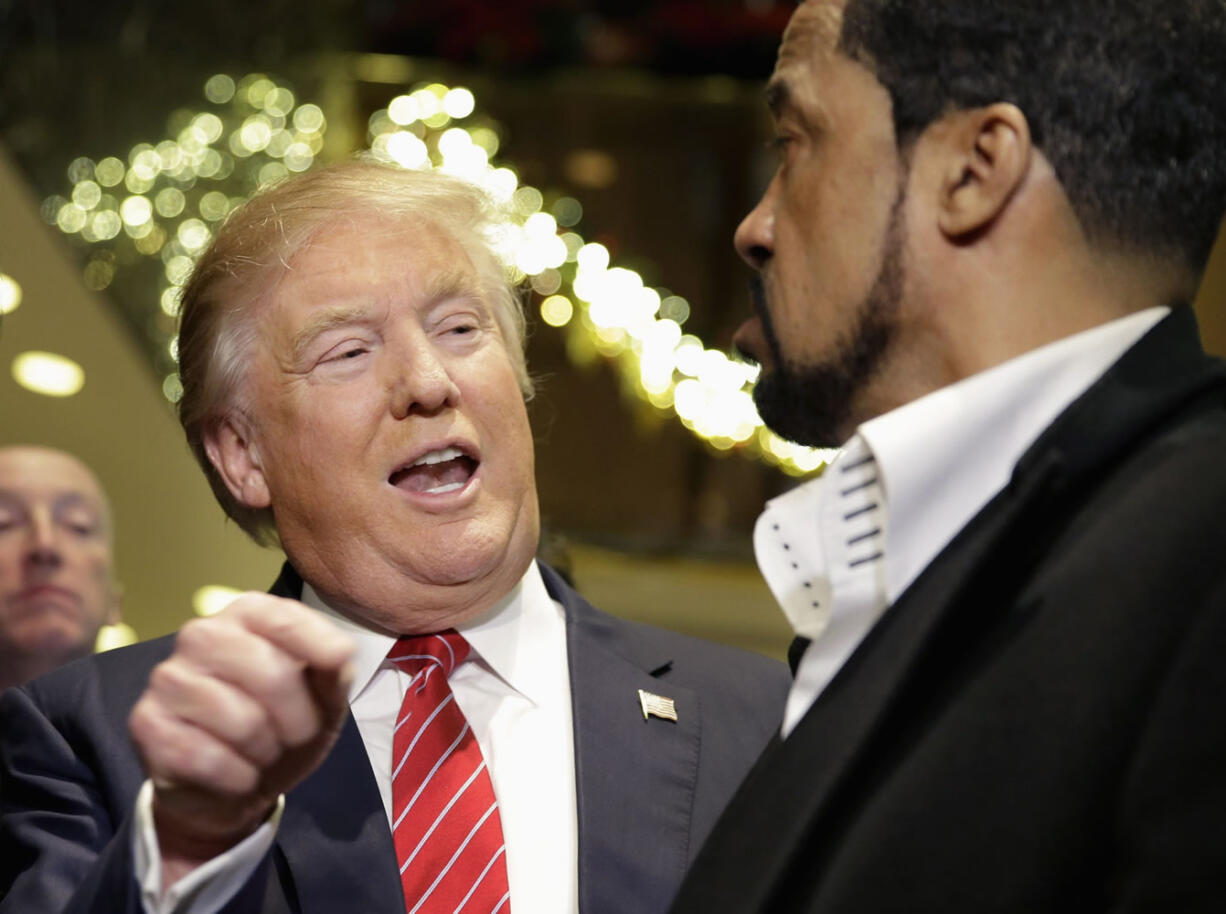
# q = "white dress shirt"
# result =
<box><xmin>136</xmin><ymin>562</ymin><xmax>578</xmax><ymax>914</ymax></box>
<box><xmin>755</xmin><ymin>308</ymin><xmax>1169</xmax><ymax>737</ymax></box>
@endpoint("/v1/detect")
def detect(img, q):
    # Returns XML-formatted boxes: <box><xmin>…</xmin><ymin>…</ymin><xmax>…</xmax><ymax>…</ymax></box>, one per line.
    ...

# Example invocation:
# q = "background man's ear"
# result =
<box><xmin>203</xmin><ymin>416</ymin><xmax>272</xmax><ymax>509</ymax></box>
<box><xmin>937</xmin><ymin>103</ymin><xmax>1032</xmax><ymax>239</ymax></box>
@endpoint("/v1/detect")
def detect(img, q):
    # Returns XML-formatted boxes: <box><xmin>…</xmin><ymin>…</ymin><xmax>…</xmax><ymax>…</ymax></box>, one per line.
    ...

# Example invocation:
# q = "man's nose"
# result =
<box><xmin>388</xmin><ymin>339</ymin><xmax>462</xmax><ymax>420</ymax></box>
<box><xmin>733</xmin><ymin>186</ymin><xmax>776</xmax><ymax>270</ymax></box>
<box><xmin>25</xmin><ymin>510</ymin><xmax>62</xmax><ymax>569</ymax></box>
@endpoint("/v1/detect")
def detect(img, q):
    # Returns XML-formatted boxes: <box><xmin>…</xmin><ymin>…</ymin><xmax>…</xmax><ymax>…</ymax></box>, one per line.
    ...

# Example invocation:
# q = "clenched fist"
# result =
<box><xmin>128</xmin><ymin>593</ymin><xmax>355</xmax><ymax>884</ymax></box>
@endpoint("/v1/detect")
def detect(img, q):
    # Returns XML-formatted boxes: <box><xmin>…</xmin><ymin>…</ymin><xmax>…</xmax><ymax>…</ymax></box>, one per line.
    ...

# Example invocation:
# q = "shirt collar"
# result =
<box><xmin>300</xmin><ymin>561</ymin><xmax>561</xmax><ymax>709</ymax></box>
<box><xmin>859</xmin><ymin>306</ymin><xmax>1170</xmax><ymax>603</ymax></box>
<box><xmin>756</xmin><ymin>306</ymin><xmax>1169</xmax><ymax>642</ymax></box>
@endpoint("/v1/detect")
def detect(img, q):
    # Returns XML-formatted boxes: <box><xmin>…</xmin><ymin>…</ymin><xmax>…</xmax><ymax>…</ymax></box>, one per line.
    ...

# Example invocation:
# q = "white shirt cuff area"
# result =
<box><xmin>132</xmin><ymin>780</ymin><xmax>284</xmax><ymax>914</ymax></box>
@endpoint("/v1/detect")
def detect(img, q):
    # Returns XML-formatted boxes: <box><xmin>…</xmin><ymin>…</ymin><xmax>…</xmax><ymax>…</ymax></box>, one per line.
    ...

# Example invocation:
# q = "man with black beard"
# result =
<box><xmin>669</xmin><ymin>0</ymin><xmax>1226</xmax><ymax>911</ymax></box>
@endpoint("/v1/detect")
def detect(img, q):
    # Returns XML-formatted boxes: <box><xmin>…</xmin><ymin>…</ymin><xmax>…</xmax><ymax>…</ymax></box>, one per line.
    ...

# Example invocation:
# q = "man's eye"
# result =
<box><xmin>768</xmin><ymin>135</ymin><xmax>793</xmax><ymax>156</ymax></box>
<box><xmin>325</xmin><ymin>345</ymin><xmax>368</xmax><ymax>362</ymax></box>
<box><xmin>439</xmin><ymin>318</ymin><xmax>480</xmax><ymax>338</ymax></box>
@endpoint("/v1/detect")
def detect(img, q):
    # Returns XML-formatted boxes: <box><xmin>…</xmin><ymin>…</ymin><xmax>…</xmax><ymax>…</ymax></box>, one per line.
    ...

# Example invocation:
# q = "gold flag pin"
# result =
<box><xmin>638</xmin><ymin>689</ymin><xmax>678</xmax><ymax>722</ymax></box>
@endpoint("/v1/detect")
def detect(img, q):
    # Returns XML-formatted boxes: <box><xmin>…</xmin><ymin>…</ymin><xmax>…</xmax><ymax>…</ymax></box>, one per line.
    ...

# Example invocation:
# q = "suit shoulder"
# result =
<box><xmin>623</xmin><ymin>613</ymin><xmax>787</xmax><ymax>684</ymax></box>
<box><xmin>19</xmin><ymin>634</ymin><xmax>175</xmax><ymax>724</ymax></box>
<box><xmin>574</xmin><ymin>598</ymin><xmax>790</xmax><ymax>704</ymax></box>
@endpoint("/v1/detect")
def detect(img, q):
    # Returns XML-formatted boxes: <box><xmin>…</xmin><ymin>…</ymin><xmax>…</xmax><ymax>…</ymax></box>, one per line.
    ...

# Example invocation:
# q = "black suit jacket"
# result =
<box><xmin>670</xmin><ymin>307</ymin><xmax>1226</xmax><ymax>913</ymax></box>
<box><xmin>0</xmin><ymin>562</ymin><xmax>789</xmax><ymax>914</ymax></box>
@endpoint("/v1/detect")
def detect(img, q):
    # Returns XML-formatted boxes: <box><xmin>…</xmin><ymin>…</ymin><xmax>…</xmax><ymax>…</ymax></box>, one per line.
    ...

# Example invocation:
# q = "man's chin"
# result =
<box><xmin>15</xmin><ymin>620</ymin><xmax>95</xmax><ymax>662</ymax></box>
<box><xmin>752</xmin><ymin>370</ymin><xmax>849</xmax><ymax>449</ymax></box>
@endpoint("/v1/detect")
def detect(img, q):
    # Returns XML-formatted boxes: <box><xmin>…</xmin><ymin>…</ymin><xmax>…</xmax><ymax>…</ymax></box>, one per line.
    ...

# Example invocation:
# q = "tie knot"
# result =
<box><xmin>388</xmin><ymin>630</ymin><xmax>470</xmax><ymax>678</ymax></box>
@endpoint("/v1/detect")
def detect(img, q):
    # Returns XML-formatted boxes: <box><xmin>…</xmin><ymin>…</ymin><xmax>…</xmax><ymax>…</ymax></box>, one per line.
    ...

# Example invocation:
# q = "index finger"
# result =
<box><xmin>222</xmin><ymin>593</ymin><xmax>356</xmax><ymax>673</ymax></box>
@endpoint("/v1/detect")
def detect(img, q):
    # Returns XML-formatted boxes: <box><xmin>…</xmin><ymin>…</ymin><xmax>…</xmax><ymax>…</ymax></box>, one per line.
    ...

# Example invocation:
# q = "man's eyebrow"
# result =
<box><xmin>765</xmin><ymin>78</ymin><xmax>792</xmax><ymax>119</ymax></box>
<box><xmin>54</xmin><ymin>493</ymin><xmax>107</xmax><ymax>528</ymax></box>
<box><xmin>420</xmin><ymin>268</ymin><xmax>483</xmax><ymax>307</ymax></box>
<box><xmin>289</xmin><ymin>305</ymin><xmax>374</xmax><ymax>363</ymax></box>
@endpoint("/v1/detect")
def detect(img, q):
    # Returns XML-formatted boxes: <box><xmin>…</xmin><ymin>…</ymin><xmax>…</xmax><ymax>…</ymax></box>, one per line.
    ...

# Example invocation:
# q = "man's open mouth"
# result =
<box><xmin>389</xmin><ymin>445</ymin><xmax>478</xmax><ymax>495</ymax></box>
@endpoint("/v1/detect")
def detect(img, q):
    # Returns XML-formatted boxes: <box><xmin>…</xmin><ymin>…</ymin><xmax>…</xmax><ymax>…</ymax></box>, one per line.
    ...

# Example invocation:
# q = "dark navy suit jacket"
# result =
<box><xmin>1</xmin><ymin>562</ymin><xmax>789</xmax><ymax>914</ymax></box>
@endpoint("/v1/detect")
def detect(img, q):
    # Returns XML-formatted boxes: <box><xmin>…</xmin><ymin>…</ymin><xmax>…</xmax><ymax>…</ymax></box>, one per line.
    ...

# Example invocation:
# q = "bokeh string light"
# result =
<box><xmin>42</xmin><ymin>73</ymin><xmax>327</xmax><ymax>403</ymax></box>
<box><xmin>47</xmin><ymin>72</ymin><xmax>831</xmax><ymax>476</ymax></box>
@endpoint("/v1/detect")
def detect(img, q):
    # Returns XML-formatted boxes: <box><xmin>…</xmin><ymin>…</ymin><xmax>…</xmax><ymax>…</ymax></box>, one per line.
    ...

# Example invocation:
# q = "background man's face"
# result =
<box><xmin>0</xmin><ymin>447</ymin><xmax>118</xmax><ymax>676</ymax></box>
<box><xmin>733</xmin><ymin>0</ymin><xmax>908</xmax><ymax>447</ymax></box>
<box><xmin>228</xmin><ymin>215</ymin><xmax>540</xmax><ymax>630</ymax></box>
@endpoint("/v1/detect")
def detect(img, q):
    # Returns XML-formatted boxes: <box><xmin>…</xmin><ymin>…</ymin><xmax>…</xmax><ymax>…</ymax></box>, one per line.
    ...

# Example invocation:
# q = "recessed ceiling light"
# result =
<box><xmin>0</xmin><ymin>273</ymin><xmax>21</xmax><ymax>315</ymax></box>
<box><xmin>12</xmin><ymin>350</ymin><xmax>85</xmax><ymax>397</ymax></box>
<box><xmin>192</xmin><ymin>584</ymin><xmax>243</xmax><ymax>617</ymax></box>
<box><xmin>96</xmin><ymin>623</ymin><xmax>139</xmax><ymax>652</ymax></box>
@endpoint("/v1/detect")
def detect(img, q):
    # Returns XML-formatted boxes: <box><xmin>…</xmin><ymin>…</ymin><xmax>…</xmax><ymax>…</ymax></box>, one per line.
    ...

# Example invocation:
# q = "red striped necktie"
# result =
<box><xmin>388</xmin><ymin>631</ymin><xmax>511</xmax><ymax>914</ymax></box>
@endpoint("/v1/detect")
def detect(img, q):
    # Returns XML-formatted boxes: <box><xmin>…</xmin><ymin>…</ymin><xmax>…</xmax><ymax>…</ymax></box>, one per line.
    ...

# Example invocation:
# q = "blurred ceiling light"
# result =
<box><xmin>12</xmin><ymin>351</ymin><xmax>85</xmax><ymax>397</ymax></box>
<box><xmin>192</xmin><ymin>585</ymin><xmax>243</xmax><ymax>617</ymax></box>
<box><xmin>352</xmin><ymin>53</ymin><xmax>415</xmax><ymax>85</ymax></box>
<box><xmin>564</xmin><ymin>149</ymin><xmax>618</xmax><ymax>189</ymax></box>
<box><xmin>96</xmin><ymin>623</ymin><xmax>139</xmax><ymax>652</ymax></box>
<box><xmin>0</xmin><ymin>273</ymin><xmax>22</xmax><ymax>314</ymax></box>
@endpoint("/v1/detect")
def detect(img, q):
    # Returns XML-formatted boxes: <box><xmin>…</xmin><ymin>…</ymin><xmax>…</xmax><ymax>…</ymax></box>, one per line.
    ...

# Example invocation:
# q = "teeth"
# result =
<box><xmin>425</xmin><ymin>482</ymin><xmax>465</xmax><ymax>495</ymax></box>
<box><xmin>412</xmin><ymin>446</ymin><xmax>464</xmax><ymax>467</ymax></box>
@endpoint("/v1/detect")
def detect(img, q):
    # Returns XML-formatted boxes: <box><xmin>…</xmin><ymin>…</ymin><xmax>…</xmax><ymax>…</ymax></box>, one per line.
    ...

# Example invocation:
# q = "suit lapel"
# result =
<box><xmin>274</xmin><ymin>716</ymin><xmax>404</xmax><ymax>914</ymax></box>
<box><xmin>679</xmin><ymin>307</ymin><xmax>1226</xmax><ymax>911</ymax></box>
<box><xmin>542</xmin><ymin>565</ymin><xmax>702</xmax><ymax>914</ymax></box>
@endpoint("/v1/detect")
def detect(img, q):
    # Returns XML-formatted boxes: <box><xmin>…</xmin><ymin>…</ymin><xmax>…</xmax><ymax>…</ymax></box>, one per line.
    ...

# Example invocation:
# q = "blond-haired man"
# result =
<box><xmin>1</xmin><ymin>161</ymin><xmax>788</xmax><ymax>914</ymax></box>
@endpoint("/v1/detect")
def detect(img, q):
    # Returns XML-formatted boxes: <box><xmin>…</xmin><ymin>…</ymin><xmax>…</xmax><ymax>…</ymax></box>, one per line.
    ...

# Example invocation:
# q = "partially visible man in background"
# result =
<box><xmin>0</xmin><ymin>445</ymin><xmax>120</xmax><ymax>691</ymax></box>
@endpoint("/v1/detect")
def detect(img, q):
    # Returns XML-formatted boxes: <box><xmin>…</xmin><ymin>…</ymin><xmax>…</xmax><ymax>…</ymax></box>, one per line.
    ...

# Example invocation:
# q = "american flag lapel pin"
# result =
<box><xmin>638</xmin><ymin>689</ymin><xmax>678</xmax><ymax>722</ymax></box>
